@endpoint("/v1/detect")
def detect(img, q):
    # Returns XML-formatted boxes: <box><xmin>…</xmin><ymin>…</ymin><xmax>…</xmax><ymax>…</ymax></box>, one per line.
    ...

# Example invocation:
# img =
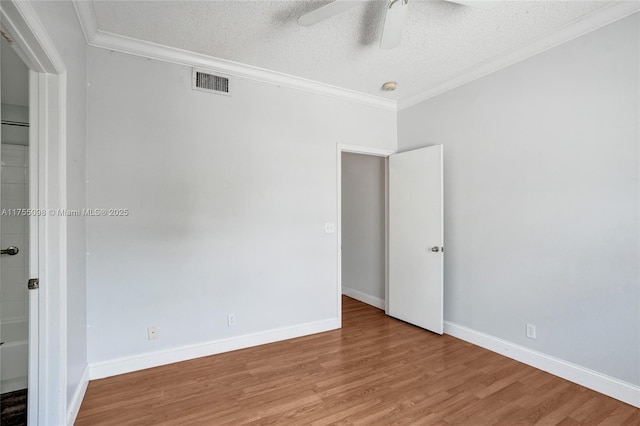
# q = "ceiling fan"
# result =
<box><xmin>298</xmin><ymin>0</ymin><xmax>495</xmax><ymax>50</ymax></box>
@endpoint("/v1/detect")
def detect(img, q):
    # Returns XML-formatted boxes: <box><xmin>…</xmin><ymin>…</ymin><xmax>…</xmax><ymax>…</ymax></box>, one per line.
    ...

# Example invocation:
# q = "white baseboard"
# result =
<box><xmin>67</xmin><ymin>364</ymin><xmax>90</xmax><ymax>426</ymax></box>
<box><xmin>444</xmin><ymin>321</ymin><xmax>640</xmax><ymax>408</ymax></box>
<box><xmin>342</xmin><ymin>286</ymin><xmax>385</xmax><ymax>310</ymax></box>
<box><xmin>89</xmin><ymin>318</ymin><xmax>339</xmax><ymax>380</ymax></box>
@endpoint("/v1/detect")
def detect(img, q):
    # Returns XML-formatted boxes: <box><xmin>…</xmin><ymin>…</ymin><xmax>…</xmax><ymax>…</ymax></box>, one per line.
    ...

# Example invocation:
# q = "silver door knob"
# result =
<box><xmin>1</xmin><ymin>246</ymin><xmax>19</xmax><ymax>255</ymax></box>
<box><xmin>431</xmin><ymin>246</ymin><xmax>440</xmax><ymax>253</ymax></box>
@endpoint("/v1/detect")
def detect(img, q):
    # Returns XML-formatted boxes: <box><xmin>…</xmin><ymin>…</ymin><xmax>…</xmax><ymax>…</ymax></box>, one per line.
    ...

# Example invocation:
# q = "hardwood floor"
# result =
<box><xmin>1</xmin><ymin>388</ymin><xmax>28</xmax><ymax>426</ymax></box>
<box><xmin>76</xmin><ymin>297</ymin><xmax>640</xmax><ymax>425</ymax></box>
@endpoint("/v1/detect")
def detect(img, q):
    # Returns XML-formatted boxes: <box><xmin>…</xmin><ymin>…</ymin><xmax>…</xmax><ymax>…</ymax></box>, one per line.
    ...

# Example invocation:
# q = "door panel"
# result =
<box><xmin>388</xmin><ymin>145</ymin><xmax>443</xmax><ymax>334</ymax></box>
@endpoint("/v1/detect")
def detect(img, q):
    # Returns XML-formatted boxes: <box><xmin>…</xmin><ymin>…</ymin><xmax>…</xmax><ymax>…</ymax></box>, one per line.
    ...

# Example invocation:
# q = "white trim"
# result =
<box><xmin>36</xmin><ymin>71</ymin><xmax>51</xmax><ymax>426</ymax></box>
<box><xmin>58</xmin><ymin>72</ymin><xmax>69</xmax><ymax>423</ymax></box>
<box><xmin>336</xmin><ymin>148</ymin><xmax>343</xmax><ymax>328</ymax></box>
<box><xmin>40</xmin><ymin>71</ymin><xmax>68</xmax><ymax>426</ymax></box>
<box><xmin>66</xmin><ymin>365</ymin><xmax>90</xmax><ymax>426</ymax></box>
<box><xmin>339</xmin><ymin>144</ymin><xmax>395</xmax><ymax>157</ymax></box>
<box><xmin>71</xmin><ymin>0</ymin><xmax>97</xmax><ymax>44</ymax></box>
<box><xmin>89</xmin><ymin>318</ymin><xmax>339</xmax><ymax>380</ymax></box>
<box><xmin>71</xmin><ymin>1</ymin><xmax>395</xmax><ymax>112</ymax></box>
<box><xmin>27</xmin><ymin>69</ymin><xmax>40</xmax><ymax>426</ymax></box>
<box><xmin>341</xmin><ymin>287</ymin><xmax>385</xmax><ymax>310</ymax></box>
<box><xmin>0</xmin><ymin>0</ymin><xmax>65</xmax><ymax>74</ymax></box>
<box><xmin>383</xmin><ymin>158</ymin><xmax>389</xmax><ymax>314</ymax></box>
<box><xmin>399</xmin><ymin>1</ymin><xmax>640</xmax><ymax>110</ymax></box>
<box><xmin>444</xmin><ymin>321</ymin><xmax>640</xmax><ymax>409</ymax></box>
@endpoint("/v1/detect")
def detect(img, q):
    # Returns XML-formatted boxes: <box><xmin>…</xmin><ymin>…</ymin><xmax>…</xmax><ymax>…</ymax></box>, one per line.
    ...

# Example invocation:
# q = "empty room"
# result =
<box><xmin>0</xmin><ymin>0</ymin><xmax>638</xmax><ymax>425</ymax></box>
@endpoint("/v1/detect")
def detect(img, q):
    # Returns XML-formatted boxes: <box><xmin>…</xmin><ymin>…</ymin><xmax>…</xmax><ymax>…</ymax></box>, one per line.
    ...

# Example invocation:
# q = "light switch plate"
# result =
<box><xmin>147</xmin><ymin>326</ymin><xmax>158</xmax><ymax>340</ymax></box>
<box><xmin>526</xmin><ymin>323</ymin><xmax>536</xmax><ymax>339</ymax></box>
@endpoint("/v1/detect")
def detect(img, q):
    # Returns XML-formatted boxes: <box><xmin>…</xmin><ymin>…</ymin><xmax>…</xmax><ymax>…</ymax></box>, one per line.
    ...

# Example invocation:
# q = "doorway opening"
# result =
<box><xmin>337</xmin><ymin>144</ymin><xmax>444</xmax><ymax>334</ymax></box>
<box><xmin>340</xmin><ymin>152</ymin><xmax>386</xmax><ymax>309</ymax></box>
<box><xmin>0</xmin><ymin>33</ymin><xmax>30</xmax><ymax>425</ymax></box>
<box><xmin>337</xmin><ymin>145</ymin><xmax>394</xmax><ymax>324</ymax></box>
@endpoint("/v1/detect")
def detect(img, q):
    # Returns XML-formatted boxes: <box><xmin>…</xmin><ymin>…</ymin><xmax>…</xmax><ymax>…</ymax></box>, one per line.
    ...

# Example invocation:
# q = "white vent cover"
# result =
<box><xmin>192</xmin><ymin>68</ymin><xmax>231</xmax><ymax>96</ymax></box>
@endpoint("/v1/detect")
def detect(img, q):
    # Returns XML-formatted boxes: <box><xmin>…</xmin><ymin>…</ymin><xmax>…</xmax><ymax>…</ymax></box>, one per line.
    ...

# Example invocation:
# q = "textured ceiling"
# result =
<box><xmin>91</xmin><ymin>0</ymin><xmax>614</xmax><ymax>101</ymax></box>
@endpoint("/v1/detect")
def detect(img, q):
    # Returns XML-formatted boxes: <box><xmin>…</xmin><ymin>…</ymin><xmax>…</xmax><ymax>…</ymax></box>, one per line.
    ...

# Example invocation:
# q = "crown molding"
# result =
<box><xmin>398</xmin><ymin>1</ymin><xmax>640</xmax><ymax>110</ymax></box>
<box><xmin>72</xmin><ymin>0</ymin><xmax>97</xmax><ymax>45</ymax></box>
<box><xmin>73</xmin><ymin>1</ymin><xmax>638</xmax><ymax>113</ymax></box>
<box><xmin>72</xmin><ymin>1</ymin><xmax>397</xmax><ymax>112</ymax></box>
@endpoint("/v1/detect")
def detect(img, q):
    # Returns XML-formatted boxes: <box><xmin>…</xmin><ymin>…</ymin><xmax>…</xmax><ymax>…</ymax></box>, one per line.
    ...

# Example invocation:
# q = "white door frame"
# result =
<box><xmin>1</xmin><ymin>2</ymin><xmax>68</xmax><ymax>425</ymax></box>
<box><xmin>336</xmin><ymin>144</ymin><xmax>395</xmax><ymax>325</ymax></box>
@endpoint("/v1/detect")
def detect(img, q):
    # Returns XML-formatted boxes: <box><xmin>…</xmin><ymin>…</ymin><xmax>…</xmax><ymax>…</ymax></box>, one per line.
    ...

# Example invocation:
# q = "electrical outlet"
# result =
<box><xmin>227</xmin><ymin>313</ymin><xmax>236</xmax><ymax>327</ymax></box>
<box><xmin>526</xmin><ymin>323</ymin><xmax>536</xmax><ymax>340</ymax></box>
<box><xmin>324</xmin><ymin>222</ymin><xmax>335</xmax><ymax>234</ymax></box>
<box><xmin>147</xmin><ymin>326</ymin><xmax>158</xmax><ymax>340</ymax></box>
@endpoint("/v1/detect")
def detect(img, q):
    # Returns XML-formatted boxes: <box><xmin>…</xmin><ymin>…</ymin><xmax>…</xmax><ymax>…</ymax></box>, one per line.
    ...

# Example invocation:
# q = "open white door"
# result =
<box><xmin>388</xmin><ymin>145</ymin><xmax>443</xmax><ymax>334</ymax></box>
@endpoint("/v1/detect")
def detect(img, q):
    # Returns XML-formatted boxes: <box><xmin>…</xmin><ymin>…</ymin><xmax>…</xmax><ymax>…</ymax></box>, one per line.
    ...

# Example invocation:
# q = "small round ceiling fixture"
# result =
<box><xmin>382</xmin><ymin>81</ymin><xmax>398</xmax><ymax>91</ymax></box>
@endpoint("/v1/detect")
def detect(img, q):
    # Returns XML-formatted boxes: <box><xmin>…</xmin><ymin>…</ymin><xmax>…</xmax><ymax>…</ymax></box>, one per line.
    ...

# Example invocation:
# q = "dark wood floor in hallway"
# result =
<box><xmin>76</xmin><ymin>296</ymin><xmax>639</xmax><ymax>425</ymax></box>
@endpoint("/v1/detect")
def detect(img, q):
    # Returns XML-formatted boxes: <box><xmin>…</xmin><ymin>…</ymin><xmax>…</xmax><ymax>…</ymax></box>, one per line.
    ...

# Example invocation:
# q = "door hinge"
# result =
<box><xmin>28</xmin><ymin>278</ymin><xmax>39</xmax><ymax>290</ymax></box>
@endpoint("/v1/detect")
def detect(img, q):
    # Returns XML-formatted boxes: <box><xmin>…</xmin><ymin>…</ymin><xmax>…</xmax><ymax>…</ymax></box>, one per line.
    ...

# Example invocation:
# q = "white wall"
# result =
<box><xmin>341</xmin><ymin>152</ymin><xmax>385</xmax><ymax>307</ymax></box>
<box><xmin>30</xmin><ymin>0</ymin><xmax>89</xmax><ymax>415</ymax></box>
<box><xmin>398</xmin><ymin>14</ymin><xmax>639</xmax><ymax>386</ymax></box>
<box><xmin>1</xmin><ymin>37</ymin><xmax>28</xmax><ymax>107</ymax></box>
<box><xmin>86</xmin><ymin>48</ymin><xmax>396</xmax><ymax>367</ymax></box>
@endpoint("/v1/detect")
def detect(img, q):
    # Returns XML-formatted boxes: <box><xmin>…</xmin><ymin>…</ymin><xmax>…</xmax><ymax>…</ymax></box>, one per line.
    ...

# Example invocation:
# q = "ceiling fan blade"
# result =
<box><xmin>445</xmin><ymin>0</ymin><xmax>499</xmax><ymax>10</ymax></box>
<box><xmin>380</xmin><ymin>0</ymin><xmax>408</xmax><ymax>50</ymax></box>
<box><xmin>297</xmin><ymin>0</ymin><xmax>367</xmax><ymax>26</ymax></box>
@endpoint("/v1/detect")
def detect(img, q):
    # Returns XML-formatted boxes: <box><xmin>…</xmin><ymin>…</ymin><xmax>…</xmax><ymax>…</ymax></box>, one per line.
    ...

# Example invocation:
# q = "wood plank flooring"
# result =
<box><xmin>76</xmin><ymin>296</ymin><xmax>640</xmax><ymax>425</ymax></box>
<box><xmin>0</xmin><ymin>388</ymin><xmax>27</xmax><ymax>426</ymax></box>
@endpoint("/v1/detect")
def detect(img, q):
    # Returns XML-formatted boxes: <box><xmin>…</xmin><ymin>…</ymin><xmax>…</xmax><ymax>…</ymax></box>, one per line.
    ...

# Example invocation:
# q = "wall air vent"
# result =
<box><xmin>192</xmin><ymin>68</ymin><xmax>231</xmax><ymax>96</ymax></box>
